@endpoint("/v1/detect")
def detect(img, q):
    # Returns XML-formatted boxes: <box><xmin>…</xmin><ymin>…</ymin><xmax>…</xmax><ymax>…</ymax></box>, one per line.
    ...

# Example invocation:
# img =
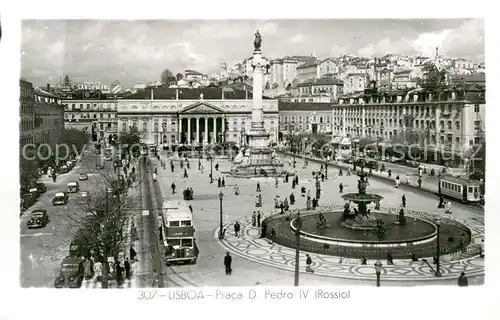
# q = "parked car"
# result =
<box><xmin>52</xmin><ymin>192</ymin><xmax>69</xmax><ymax>206</ymax></box>
<box><xmin>79</xmin><ymin>172</ymin><xmax>88</xmax><ymax>181</ymax></box>
<box><xmin>35</xmin><ymin>182</ymin><xmax>47</xmax><ymax>194</ymax></box>
<box><xmin>60</xmin><ymin>165</ymin><xmax>69</xmax><ymax>174</ymax></box>
<box><xmin>54</xmin><ymin>257</ymin><xmax>84</xmax><ymax>288</ymax></box>
<box><xmin>77</xmin><ymin>191</ymin><xmax>90</xmax><ymax>205</ymax></box>
<box><xmin>22</xmin><ymin>193</ymin><xmax>36</xmax><ymax>208</ymax></box>
<box><xmin>27</xmin><ymin>209</ymin><xmax>49</xmax><ymax>228</ymax></box>
<box><xmin>28</xmin><ymin>187</ymin><xmax>40</xmax><ymax>200</ymax></box>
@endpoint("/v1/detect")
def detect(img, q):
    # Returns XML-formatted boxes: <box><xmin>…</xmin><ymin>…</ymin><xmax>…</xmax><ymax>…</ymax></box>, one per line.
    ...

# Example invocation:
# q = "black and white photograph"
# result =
<box><xmin>16</xmin><ymin>18</ymin><xmax>488</xmax><ymax>291</ymax></box>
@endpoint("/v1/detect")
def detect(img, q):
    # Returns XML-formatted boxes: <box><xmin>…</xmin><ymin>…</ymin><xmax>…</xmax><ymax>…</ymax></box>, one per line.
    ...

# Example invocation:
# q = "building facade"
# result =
<box><xmin>296</xmin><ymin>58</ymin><xmax>338</xmax><ymax>84</ymax></box>
<box><xmin>332</xmin><ymin>85</ymin><xmax>486</xmax><ymax>157</ymax></box>
<box><xmin>20</xmin><ymin>80</ymin><xmax>65</xmax><ymax>148</ymax></box>
<box><xmin>269</xmin><ymin>56</ymin><xmax>298</xmax><ymax>89</ymax></box>
<box><xmin>290</xmin><ymin>77</ymin><xmax>344</xmax><ymax>103</ymax></box>
<box><xmin>117</xmin><ymin>87</ymin><xmax>279</xmax><ymax>146</ymax></box>
<box><xmin>278</xmin><ymin>102</ymin><xmax>334</xmax><ymax>139</ymax></box>
<box><xmin>343</xmin><ymin>73</ymin><xmax>367</xmax><ymax>94</ymax></box>
<box><xmin>62</xmin><ymin>98</ymin><xmax>118</xmax><ymax>141</ymax></box>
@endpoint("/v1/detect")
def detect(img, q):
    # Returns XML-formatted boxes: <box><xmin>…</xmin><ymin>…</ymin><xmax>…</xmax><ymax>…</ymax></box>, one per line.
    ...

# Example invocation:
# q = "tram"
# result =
<box><xmin>160</xmin><ymin>200</ymin><xmax>198</xmax><ymax>265</ymax></box>
<box><xmin>438</xmin><ymin>175</ymin><xmax>483</xmax><ymax>203</ymax></box>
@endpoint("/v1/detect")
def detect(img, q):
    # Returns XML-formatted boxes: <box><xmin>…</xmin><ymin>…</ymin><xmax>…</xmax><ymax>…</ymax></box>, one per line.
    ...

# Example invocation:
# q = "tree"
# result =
<box><xmin>67</xmin><ymin>169</ymin><xmax>140</xmax><ymax>288</ymax></box>
<box><xmin>160</xmin><ymin>68</ymin><xmax>175</xmax><ymax>85</ymax></box>
<box><xmin>64</xmin><ymin>75</ymin><xmax>71</xmax><ymax>86</ymax></box>
<box><xmin>19</xmin><ymin>155</ymin><xmax>40</xmax><ymax>193</ymax></box>
<box><xmin>58</xmin><ymin>128</ymin><xmax>89</xmax><ymax>157</ymax></box>
<box><xmin>119</xmin><ymin>126</ymin><xmax>141</xmax><ymax>155</ymax></box>
<box><xmin>265</xmin><ymin>81</ymin><xmax>271</xmax><ymax>90</ymax></box>
<box><xmin>176</xmin><ymin>73</ymin><xmax>183</xmax><ymax>82</ymax></box>
<box><xmin>272</xmin><ymin>83</ymin><xmax>279</xmax><ymax>89</ymax></box>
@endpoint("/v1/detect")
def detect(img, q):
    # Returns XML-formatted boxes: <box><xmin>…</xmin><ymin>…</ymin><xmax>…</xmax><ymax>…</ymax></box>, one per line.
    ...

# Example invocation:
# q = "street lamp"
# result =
<box><xmin>374</xmin><ymin>260</ymin><xmax>383</xmax><ymax>287</ymax></box>
<box><xmin>435</xmin><ymin>216</ymin><xmax>442</xmax><ymax>277</ymax></box>
<box><xmin>294</xmin><ymin>211</ymin><xmax>301</xmax><ymax>287</ymax></box>
<box><xmin>218</xmin><ymin>191</ymin><xmax>224</xmax><ymax>239</ymax></box>
<box><xmin>210</xmin><ymin>152</ymin><xmax>214</xmax><ymax>183</ymax></box>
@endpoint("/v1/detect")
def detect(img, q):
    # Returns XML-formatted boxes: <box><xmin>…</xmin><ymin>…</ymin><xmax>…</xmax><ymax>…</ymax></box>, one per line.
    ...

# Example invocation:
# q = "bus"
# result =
<box><xmin>160</xmin><ymin>200</ymin><xmax>198</xmax><ymax>265</ymax></box>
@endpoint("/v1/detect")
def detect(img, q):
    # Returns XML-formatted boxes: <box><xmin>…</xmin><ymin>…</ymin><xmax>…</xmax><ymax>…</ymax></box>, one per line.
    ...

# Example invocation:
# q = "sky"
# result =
<box><xmin>20</xmin><ymin>19</ymin><xmax>484</xmax><ymax>87</ymax></box>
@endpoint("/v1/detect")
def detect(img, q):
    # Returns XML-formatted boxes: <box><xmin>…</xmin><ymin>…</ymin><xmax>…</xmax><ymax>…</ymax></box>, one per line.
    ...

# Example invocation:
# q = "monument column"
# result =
<box><xmin>187</xmin><ymin>117</ymin><xmax>191</xmax><ymax>144</ymax></box>
<box><xmin>213</xmin><ymin>118</ymin><xmax>217</xmax><ymax>143</ymax></box>
<box><xmin>196</xmin><ymin>117</ymin><xmax>200</xmax><ymax>144</ymax></box>
<box><xmin>204</xmin><ymin>118</ymin><xmax>208</xmax><ymax>144</ymax></box>
<box><xmin>221</xmin><ymin>117</ymin><xmax>225</xmax><ymax>142</ymax></box>
<box><xmin>178</xmin><ymin>118</ymin><xmax>183</xmax><ymax>144</ymax></box>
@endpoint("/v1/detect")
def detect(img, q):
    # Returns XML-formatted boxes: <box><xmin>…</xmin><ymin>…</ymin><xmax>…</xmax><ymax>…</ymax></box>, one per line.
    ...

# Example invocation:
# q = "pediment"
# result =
<box><xmin>180</xmin><ymin>102</ymin><xmax>223</xmax><ymax>114</ymax></box>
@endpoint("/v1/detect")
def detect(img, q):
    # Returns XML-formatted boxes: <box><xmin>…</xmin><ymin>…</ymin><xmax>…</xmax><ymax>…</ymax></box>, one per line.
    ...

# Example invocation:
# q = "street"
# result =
<box><xmin>19</xmin><ymin>149</ymin><xmax>115</xmax><ymax>288</ymax></box>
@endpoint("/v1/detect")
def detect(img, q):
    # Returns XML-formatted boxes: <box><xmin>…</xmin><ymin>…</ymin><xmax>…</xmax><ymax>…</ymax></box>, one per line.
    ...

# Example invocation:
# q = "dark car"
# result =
<box><xmin>36</xmin><ymin>182</ymin><xmax>47</xmax><ymax>194</ymax></box>
<box><xmin>27</xmin><ymin>209</ymin><xmax>49</xmax><ymax>228</ymax></box>
<box><xmin>52</xmin><ymin>192</ymin><xmax>69</xmax><ymax>206</ymax></box>
<box><xmin>54</xmin><ymin>257</ymin><xmax>84</xmax><ymax>288</ymax></box>
<box><xmin>21</xmin><ymin>193</ymin><xmax>36</xmax><ymax>209</ymax></box>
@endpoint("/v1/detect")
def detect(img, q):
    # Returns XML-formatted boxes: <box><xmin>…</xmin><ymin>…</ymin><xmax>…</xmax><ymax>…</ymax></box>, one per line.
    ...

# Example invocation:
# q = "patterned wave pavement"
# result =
<box><xmin>215</xmin><ymin>213</ymin><xmax>485</xmax><ymax>282</ymax></box>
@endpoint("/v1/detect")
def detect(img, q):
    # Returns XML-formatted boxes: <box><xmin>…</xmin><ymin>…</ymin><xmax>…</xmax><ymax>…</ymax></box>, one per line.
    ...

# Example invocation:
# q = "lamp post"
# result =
<box><xmin>325</xmin><ymin>155</ymin><xmax>329</xmax><ymax>180</ymax></box>
<box><xmin>294</xmin><ymin>211</ymin><xmax>301</xmax><ymax>286</ymax></box>
<box><xmin>218</xmin><ymin>191</ymin><xmax>224</xmax><ymax>239</ymax></box>
<box><xmin>210</xmin><ymin>153</ymin><xmax>214</xmax><ymax>184</ymax></box>
<box><xmin>435</xmin><ymin>216</ymin><xmax>442</xmax><ymax>277</ymax></box>
<box><xmin>374</xmin><ymin>260</ymin><xmax>382</xmax><ymax>287</ymax></box>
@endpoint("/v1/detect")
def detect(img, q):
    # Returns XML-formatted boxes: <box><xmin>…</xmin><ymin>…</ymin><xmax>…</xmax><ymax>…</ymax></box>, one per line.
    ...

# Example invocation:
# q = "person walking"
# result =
<box><xmin>218</xmin><ymin>177</ymin><xmax>222</xmax><ymax>188</ymax></box>
<box><xmin>124</xmin><ymin>257</ymin><xmax>131</xmax><ymax>280</ymax></box>
<box><xmin>339</xmin><ymin>182</ymin><xmax>344</xmax><ymax>193</ymax></box>
<box><xmin>93</xmin><ymin>260</ymin><xmax>102</xmax><ymax>282</ymax></box>
<box><xmin>83</xmin><ymin>258</ymin><xmax>92</xmax><ymax>280</ymax></box>
<box><xmin>306</xmin><ymin>254</ymin><xmax>313</xmax><ymax>273</ymax></box>
<box><xmin>256</xmin><ymin>182</ymin><xmax>261</xmax><ymax>192</ymax></box>
<box><xmin>234</xmin><ymin>184</ymin><xmax>240</xmax><ymax>195</ymax></box>
<box><xmin>224</xmin><ymin>252</ymin><xmax>232</xmax><ymax>275</ymax></box>
<box><xmin>402</xmin><ymin>194</ymin><xmax>406</xmax><ymax>208</ymax></box>
<box><xmin>222</xmin><ymin>177</ymin><xmax>225</xmax><ymax>187</ymax></box>
<box><xmin>115</xmin><ymin>261</ymin><xmax>123</xmax><ymax>287</ymax></box>
<box><xmin>171</xmin><ymin>182</ymin><xmax>176</xmax><ymax>194</ymax></box>
<box><xmin>257</xmin><ymin>211</ymin><xmax>261</xmax><ymax>227</ymax></box>
<box><xmin>234</xmin><ymin>221</ymin><xmax>241</xmax><ymax>237</ymax></box>
<box><xmin>458</xmin><ymin>272</ymin><xmax>468</xmax><ymax>287</ymax></box>
<box><xmin>252</xmin><ymin>211</ymin><xmax>257</xmax><ymax>227</ymax></box>
<box><xmin>275</xmin><ymin>177</ymin><xmax>279</xmax><ymax>188</ymax></box>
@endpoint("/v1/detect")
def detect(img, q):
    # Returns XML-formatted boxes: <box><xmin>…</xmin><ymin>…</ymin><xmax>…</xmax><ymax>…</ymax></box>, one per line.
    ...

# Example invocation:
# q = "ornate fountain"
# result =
<box><xmin>341</xmin><ymin>172</ymin><xmax>384</xmax><ymax>230</ymax></box>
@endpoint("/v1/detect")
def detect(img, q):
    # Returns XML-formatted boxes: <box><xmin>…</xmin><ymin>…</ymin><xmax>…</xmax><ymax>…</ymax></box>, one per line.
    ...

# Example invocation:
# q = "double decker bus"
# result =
<box><xmin>160</xmin><ymin>200</ymin><xmax>198</xmax><ymax>265</ymax></box>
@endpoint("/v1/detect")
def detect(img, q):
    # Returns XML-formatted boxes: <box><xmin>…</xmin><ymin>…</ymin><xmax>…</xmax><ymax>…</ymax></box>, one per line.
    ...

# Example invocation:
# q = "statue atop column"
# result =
<box><xmin>254</xmin><ymin>30</ymin><xmax>262</xmax><ymax>51</ymax></box>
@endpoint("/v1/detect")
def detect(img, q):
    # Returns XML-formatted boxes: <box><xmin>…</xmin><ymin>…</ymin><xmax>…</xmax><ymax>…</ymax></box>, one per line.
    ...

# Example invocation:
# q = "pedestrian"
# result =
<box><xmin>93</xmin><ymin>260</ymin><xmax>102</xmax><ymax>282</ymax></box>
<box><xmin>129</xmin><ymin>246</ymin><xmax>137</xmax><ymax>261</ymax></box>
<box><xmin>222</xmin><ymin>177</ymin><xmax>225</xmax><ymax>187</ymax></box>
<box><xmin>458</xmin><ymin>272</ymin><xmax>468</xmax><ymax>287</ymax></box>
<box><xmin>339</xmin><ymin>168</ymin><xmax>343</xmax><ymax>176</ymax></box>
<box><xmin>256</xmin><ymin>182</ymin><xmax>261</xmax><ymax>192</ymax></box>
<box><xmin>124</xmin><ymin>257</ymin><xmax>131</xmax><ymax>280</ymax></box>
<box><xmin>306</xmin><ymin>197</ymin><xmax>311</xmax><ymax>210</ymax></box>
<box><xmin>187</xmin><ymin>160</ymin><xmax>190</xmax><ymax>169</ymax></box>
<box><xmin>395</xmin><ymin>175</ymin><xmax>400</xmax><ymax>188</ymax></box>
<box><xmin>438</xmin><ymin>194</ymin><xmax>444</xmax><ymax>208</ymax></box>
<box><xmin>275</xmin><ymin>177</ymin><xmax>278</xmax><ymax>188</ymax></box>
<box><xmin>321</xmin><ymin>172</ymin><xmax>325</xmax><ymax>182</ymax></box>
<box><xmin>306</xmin><ymin>254</ymin><xmax>313</xmax><ymax>273</ymax></box>
<box><xmin>215</xmin><ymin>163</ymin><xmax>219</xmax><ymax>171</ymax></box>
<box><xmin>189</xmin><ymin>204</ymin><xmax>193</xmax><ymax>213</ymax></box>
<box><xmin>417</xmin><ymin>177</ymin><xmax>422</xmax><ymax>188</ymax></box>
<box><xmin>312</xmin><ymin>198</ymin><xmax>317</xmax><ymax>209</ymax></box>
<box><xmin>198</xmin><ymin>160</ymin><xmax>201</xmax><ymax>170</ymax></box>
<box><xmin>234</xmin><ymin>184</ymin><xmax>240</xmax><ymax>195</ymax></box>
<box><xmin>280</xmin><ymin>201</ymin><xmax>284</xmax><ymax>214</ymax></box>
<box><xmin>252</xmin><ymin>211</ymin><xmax>256</xmax><ymax>227</ymax></box>
<box><xmin>218</xmin><ymin>177</ymin><xmax>222</xmax><ymax>188</ymax></box>
<box><xmin>258</xmin><ymin>194</ymin><xmax>262</xmax><ymax>207</ymax></box>
<box><xmin>257</xmin><ymin>211</ymin><xmax>261</xmax><ymax>227</ymax></box>
<box><xmin>183</xmin><ymin>168</ymin><xmax>188</xmax><ymax>178</ymax></box>
<box><xmin>224</xmin><ymin>252</ymin><xmax>232</xmax><ymax>275</ymax></box>
<box><xmin>171</xmin><ymin>182</ymin><xmax>176</xmax><ymax>194</ymax></box>
<box><xmin>171</xmin><ymin>163</ymin><xmax>175</xmax><ymax>172</ymax></box>
<box><xmin>402</xmin><ymin>194</ymin><xmax>406</xmax><ymax>208</ymax></box>
<box><xmin>290</xmin><ymin>193</ymin><xmax>295</xmax><ymax>205</ymax></box>
<box><xmin>83</xmin><ymin>258</ymin><xmax>92</xmax><ymax>280</ymax></box>
<box><xmin>234</xmin><ymin>221</ymin><xmax>241</xmax><ymax>237</ymax></box>
<box><xmin>274</xmin><ymin>196</ymin><xmax>279</xmax><ymax>209</ymax></box>
<box><xmin>339</xmin><ymin>182</ymin><xmax>343</xmax><ymax>193</ymax></box>
<box><xmin>115</xmin><ymin>261</ymin><xmax>123</xmax><ymax>286</ymax></box>
<box><xmin>284</xmin><ymin>198</ymin><xmax>289</xmax><ymax>211</ymax></box>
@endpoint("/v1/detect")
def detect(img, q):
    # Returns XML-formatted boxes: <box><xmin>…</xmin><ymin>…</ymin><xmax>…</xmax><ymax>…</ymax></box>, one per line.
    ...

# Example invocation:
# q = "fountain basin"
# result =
<box><xmin>342</xmin><ymin>193</ymin><xmax>384</xmax><ymax>203</ymax></box>
<box><xmin>290</xmin><ymin>210</ymin><xmax>437</xmax><ymax>248</ymax></box>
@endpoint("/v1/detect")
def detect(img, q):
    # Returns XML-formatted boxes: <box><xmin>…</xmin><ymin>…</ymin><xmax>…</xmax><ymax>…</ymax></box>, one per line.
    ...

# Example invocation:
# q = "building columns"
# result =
<box><xmin>178</xmin><ymin>118</ymin><xmax>183</xmax><ymax>143</ymax></box>
<box><xmin>204</xmin><ymin>118</ymin><xmax>208</xmax><ymax>144</ymax></box>
<box><xmin>187</xmin><ymin>117</ymin><xmax>191</xmax><ymax>144</ymax></box>
<box><xmin>213</xmin><ymin>118</ymin><xmax>217</xmax><ymax>143</ymax></box>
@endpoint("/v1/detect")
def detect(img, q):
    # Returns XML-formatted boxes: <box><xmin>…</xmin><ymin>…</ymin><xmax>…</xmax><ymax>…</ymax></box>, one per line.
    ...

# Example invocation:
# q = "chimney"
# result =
<box><xmin>47</xmin><ymin>84</ymin><xmax>50</xmax><ymax>92</ymax></box>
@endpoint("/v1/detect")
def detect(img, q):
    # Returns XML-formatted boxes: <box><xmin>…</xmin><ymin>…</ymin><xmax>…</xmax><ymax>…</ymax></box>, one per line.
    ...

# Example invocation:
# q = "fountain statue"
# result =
<box><xmin>340</xmin><ymin>172</ymin><xmax>384</xmax><ymax>230</ymax></box>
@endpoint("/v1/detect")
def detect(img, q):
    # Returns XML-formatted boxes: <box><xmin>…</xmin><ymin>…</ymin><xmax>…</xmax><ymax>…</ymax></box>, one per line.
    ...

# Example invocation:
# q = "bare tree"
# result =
<box><xmin>19</xmin><ymin>155</ymin><xmax>40</xmax><ymax>193</ymax></box>
<box><xmin>160</xmin><ymin>68</ymin><xmax>175</xmax><ymax>85</ymax></box>
<box><xmin>66</xmin><ymin>169</ymin><xmax>141</xmax><ymax>288</ymax></box>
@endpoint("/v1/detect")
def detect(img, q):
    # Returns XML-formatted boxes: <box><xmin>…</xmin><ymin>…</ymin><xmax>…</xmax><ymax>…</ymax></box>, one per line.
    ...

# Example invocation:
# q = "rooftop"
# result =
<box><xmin>278</xmin><ymin>101</ymin><xmax>334</xmax><ymax>111</ymax></box>
<box><xmin>185</xmin><ymin>69</ymin><xmax>203</xmax><ymax>75</ymax></box>
<box><xmin>296</xmin><ymin>58</ymin><xmax>319</xmax><ymax>70</ymax></box>
<box><xmin>121</xmin><ymin>87</ymin><xmax>274</xmax><ymax>100</ymax></box>
<box><xmin>313</xmin><ymin>77</ymin><xmax>343</xmax><ymax>86</ymax></box>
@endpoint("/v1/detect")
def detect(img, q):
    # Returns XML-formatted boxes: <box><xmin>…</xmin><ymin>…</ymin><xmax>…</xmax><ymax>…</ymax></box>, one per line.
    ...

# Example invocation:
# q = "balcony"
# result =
<box><xmin>105</xmin><ymin>127</ymin><xmax>118</xmax><ymax>133</ymax></box>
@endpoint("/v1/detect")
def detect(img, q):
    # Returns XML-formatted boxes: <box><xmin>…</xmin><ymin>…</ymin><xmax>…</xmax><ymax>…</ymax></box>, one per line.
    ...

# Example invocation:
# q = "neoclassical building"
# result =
<box><xmin>117</xmin><ymin>87</ymin><xmax>279</xmax><ymax>146</ymax></box>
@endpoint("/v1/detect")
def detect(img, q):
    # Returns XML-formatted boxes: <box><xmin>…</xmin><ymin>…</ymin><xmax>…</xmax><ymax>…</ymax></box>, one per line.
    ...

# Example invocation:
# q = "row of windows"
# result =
<box><xmin>20</xmin><ymin>87</ymin><xmax>33</xmax><ymax>99</ymax></box>
<box><xmin>281</xmin><ymin>115</ymin><xmax>332</xmax><ymax>124</ymax></box>
<box><xmin>67</xmin><ymin>103</ymin><xmax>117</xmax><ymax>110</ymax></box>
<box><xmin>121</xmin><ymin>120</ymin><xmax>276</xmax><ymax>132</ymax></box>
<box><xmin>65</xmin><ymin>113</ymin><xmax>114</xmax><ymax>119</ymax></box>
<box><xmin>35</xmin><ymin>95</ymin><xmax>60</xmax><ymax>104</ymax></box>
<box><xmin>334</xmin><ymin>104</ymin><xmax>463</xmax><ymax>114</ymax></box>
<box><xmin>338</xmin><ymin>118</ymin><xmax>462</xmax><ymax>131</ymax></box>
<box><xmin>282</xmin><ymin>123</ymin><xmax>331</xmax><ymax>131</ymax></box>
<box><xmin>441</xmin><ymin>181</ymin><xmax>463</xmax><ymax>193</ymax></box>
